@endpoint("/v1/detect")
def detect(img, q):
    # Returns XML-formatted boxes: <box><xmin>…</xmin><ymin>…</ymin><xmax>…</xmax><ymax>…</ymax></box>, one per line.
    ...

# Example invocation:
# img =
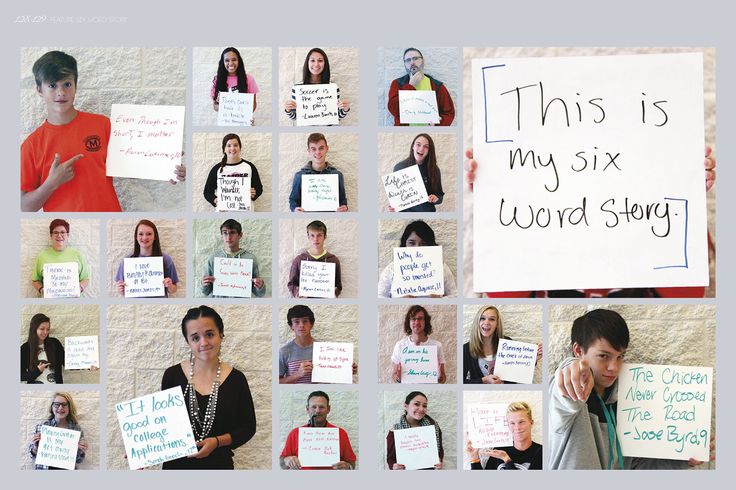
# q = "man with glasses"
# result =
<box><xmin>387</xmin><ymin>47</ymin><xmax>456</xmax><ymax>126</ymax></box>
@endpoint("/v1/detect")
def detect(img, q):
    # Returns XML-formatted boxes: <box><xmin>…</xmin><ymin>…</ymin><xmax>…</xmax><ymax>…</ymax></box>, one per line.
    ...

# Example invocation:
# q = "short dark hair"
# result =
<box><xmin>307</xmin><ymin>133</ymin><xmax>327</xmax><ymax>146</ymax></box>
<box><xmin>400</xmin><ymin>220</ymin><xmax>437</xmax><ymax>247</ymax></box>
<box><xmin>220</xmin><ymin>219</ymin><xmax>242</xmax><ymax>235</ymax></box>
<box><xmin>306</xmin><ymin>220</ymin><xmax>327</xmax><ymax>235</ymax></box>
<box><xmin>571</xmin><ymin>309</ymin><xmax>630</xmax><ymax>352</ymax></box>
<box><xmin>49</xmin><ymin>219</ymin><xmax>69</xmax><ymax>234</ymax></box>
<box><xmin>403</xmin><ymin>47</ymin><xmax>423</xmax><ymax>61</ymax></box>
<box><xmin>307</xmin><ymin>390</ymin><xmax>330</xmax><ymax>405</ymax></box>
<box><xmin>403</xmin><ymin>305</ymin><xmax>432</xmax><ymax>336</ymax></box>
<box><xmin>33</xmin><ymin>51</ymin><xmax>78</xmax><ymax>87</ymax></box>
<box><xmin>404</xmin><ymin>391</ymin><xmax>427</xmax><ymax>405</ymax></box>
<box><xmin>287</xmin><ymin>305</ymin><xmax>315</xmax><ymax>326</ymax></box>
<box><xmin>181</xmin><ymin>305</ymin><xmax>225</xmax><ymax>340</ymax></box>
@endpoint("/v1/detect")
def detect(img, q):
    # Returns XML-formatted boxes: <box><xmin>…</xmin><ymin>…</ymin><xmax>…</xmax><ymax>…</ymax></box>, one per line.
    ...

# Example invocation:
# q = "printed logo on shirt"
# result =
<box><xmin>84</xmin><ymin>135</ymin><xmax>102</xmax><ymax>152</ymax></box>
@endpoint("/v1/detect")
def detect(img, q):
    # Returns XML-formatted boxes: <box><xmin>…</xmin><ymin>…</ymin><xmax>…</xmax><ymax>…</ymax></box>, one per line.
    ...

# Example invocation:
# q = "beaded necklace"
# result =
<box><xmin>185</xmin><ymin>355</ymin><xmax>221</xmax><ymax>441</ymax></box>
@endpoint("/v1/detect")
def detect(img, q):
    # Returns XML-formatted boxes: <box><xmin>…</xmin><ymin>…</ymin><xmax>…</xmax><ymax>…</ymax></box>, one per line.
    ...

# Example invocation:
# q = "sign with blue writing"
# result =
<box><xmin>400</xmin><ymin>344</ymin><xmax>439</xmax><ymax>384</ymax></box>
<box><xmin>298</xmin><ymin>261</ymin><xmax>336</xmax><ymax>298</ymax></box>
<box><xmin>399</xmin><ymin>90</ymin><xmax>440</xmax><ymax>124</ymax></box>
<box><xmin>123</xmin><ymin>256</ymin><xmax>165</xmax><ymax>298</ymax></box>
<box><xmin>392</xmin><ymin>246</ymin><xmax>444</xmax><ymax>297</ymax></box>
<box><xmin>494</xmin><ymin>339</ymin><xmax>538</xmax><ymax>384</ymax></box>
<box><xmin>301</xmin><ymin>174</ymin><xmax>339</xmax><ymax>211</ymax></box>
<box><xmin>35</xmin><ymin>425</ymin><xmax>81</xmax><ymax>470</ymax></box>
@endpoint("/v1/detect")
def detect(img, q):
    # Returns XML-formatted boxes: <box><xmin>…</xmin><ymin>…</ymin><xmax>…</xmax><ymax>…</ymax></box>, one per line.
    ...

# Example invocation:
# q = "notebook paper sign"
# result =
<box><xmin>213</xmin><ymin>257</ymin><xmax>253</xmax><ymax>298</ymax></box>
<box><xmin>394</xmin><ymin>425</ymin><xmax>440</xmax><ymax>470</ymax></box>
<box><xmin>467</xmin><ymin>403</ymin><xmax>513</xmax><ymax>448</ymax></box>
<box><xmin>472</xmin><ymin>53</ymin><xmax>707</xmax><ymax>292</ymax></box>
<box><xmin>383</xmin><ymin>164</ymin><xmax>429</xmax><ymax>211</ymax></box>
<box><xmin>35</xmin><ymin>425</ymin><xmax>81</xmax><ymax>470</ymax></box>
<box><xmin>302</xmin><ymin>174</ymin><xmax>339</xmax><ymax>211</ymax></box>
<box><xmin>392</xmin><ymin>246</ymin><xmax>444</xmax><ymax>297</ymax></box>
<box><xmin>298</xmin><ymin>427</ymin><xmax>340</xmax><ymax>467</ymax></box>
<box><xmin>43</xmin><ymin>262</ymin><xmax>80</xmax><ymax>298</ymax></box>
<box><xmin>493</xmin><ymin>339</ymin><xmax>538</xmax><ymax>384</ymax></box>
<box><xmin>617</xmin><ymin>363</ymin><xmax>713</xmax><ymax>461</ymax></box>
<box><xmin>123</xmin><ymin>256</ymin><xmax>165</xmax><ymax>297</ymax></box>
<box><xmin>311</xmin><ymin>342</ymin><xmax>354</xmax><ymax>384</ymax></box>
<box><xmin>107</xmin><ymin>104</ymin><xmax>185</xmax><ymax>181</ymax></box>
<box><xmin>217</xmin><ymin>92</ymin><xmax>254</xmax><ymax>126</ymax></box>
<box><xmin>65</xmin><ymin>336</ymin><xmax>99</xmax><ymax>370</ymax></box>
<box><xmin>299</xmin><ymin>261</ymin><xmax>336</xmax><ymax>298</ymax></box>
<box><xmin>399</xmin><ymin>90</ymin><xmax>440</xmax><ymax>124</ymax></box>
<box><xmin>217</xmin><ymin>174</ymin><xmax>252</xmax><ymax>212</ymax></box>
<box><xmin>400</xmin><ymin>344</ymin><xmax>439</xmax><ymax>383</ymax></box>
<box><xmin>295</xmin><ymin>83</ymin><xmax>339</xmax><ymax>126</ymax></box>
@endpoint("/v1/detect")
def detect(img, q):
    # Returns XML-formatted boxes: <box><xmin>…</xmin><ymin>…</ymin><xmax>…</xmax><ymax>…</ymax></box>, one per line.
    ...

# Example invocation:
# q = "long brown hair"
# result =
<box><xmin>132</xmin><ymin>220</ymin><xmax>163</xmax><ymax>257</ymax></box>
<box><xmin>28</xmin><ymin>313</ymin><xmax>55</xmax><ymax>372</ymax></box>
<box><xmin>407</xmin><ymin>134</ymin><xmax>441</xmax><ymax>194</ymax></box>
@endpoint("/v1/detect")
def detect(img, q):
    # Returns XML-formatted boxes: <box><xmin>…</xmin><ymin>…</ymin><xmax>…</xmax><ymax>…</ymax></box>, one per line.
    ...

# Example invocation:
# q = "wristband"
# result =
<box><xmin>214</xmin><ymin>435</ymin><xmax>220</xmax><ymax>448</ymax></box>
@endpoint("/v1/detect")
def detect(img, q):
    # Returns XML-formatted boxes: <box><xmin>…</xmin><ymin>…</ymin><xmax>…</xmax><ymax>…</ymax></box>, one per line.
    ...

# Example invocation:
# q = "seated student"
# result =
<box><xmin>287</xmin><ymin>220</ymin><xmax>342</xmax><ymax>298</ymax></box>
<box><xmin>390</xmin><ymin>305</ymin><xmax>447</xmax><ymax>384</ymax></box>
<box><xmin>201</xmin><ymin>219</ymin><xmax>266</xmax><ymax>298</ymax></box>
<box><xmin>203</xmin><ymin>133</ymin><xmax>263</xmax><ymax>210</ymax></box>
<box><xmin>549</xmin><ymin>309</ymin><xmax>714</xmax><ymax>469</ymax></box>
<box><xmin>283</xmin><ymin>48</ymin><xmax>350</xmax><ymax>122</ymax></box>
<box><xmin>115</xmin><ymin>219</ymin><xmax>179</xmax><ymax>297</ymax></box>
<box><xmin>386</xmin><ymin>391</ymin><xmax>444</xmax><ymax>470</ymax></box>
<box><xmin>21</xmin><ymin>313</ymin><xmax>64</xmax><ymax>384</ymax></box>
<box><xmin>21</xmin><ymin>50</ymin><xmax>184</xmax><ymax>212</ymax></box>
<box><xmin>32</xmin><ymin>219</ymin><xmax>89</xmax><ymax>297</ymax></box>
<box><xmin>210</xmin><ymin>47</ymin><xmax>259</xmax><ymax>114</ymax></box>
<box><xmin>389</xmin><ymin>133</ymin><xmax>443</xmax><ymax>212</ymax></box>
<box><xmin>288</xmin><ymin>133</ymin><xmax>348</xmax><ymax>212</ymax></box>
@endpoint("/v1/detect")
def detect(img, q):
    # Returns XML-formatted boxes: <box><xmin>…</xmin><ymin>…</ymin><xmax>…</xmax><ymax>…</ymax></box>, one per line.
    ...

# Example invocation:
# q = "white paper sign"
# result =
<box><xmin>298</xmin><ymin>427</ymin><xmax>340</xmax><ymax>467</ymax></box>
<box><xmin>617</xmin><ymin>363</ymin><xmax>713</xmax><ymax>461</ymax></box>
<box><xmin>467</xmin><ymin>403</ymin><xmax>513</xmax><ymax>448</ymax></box>
<box><xmin>301</xmin><ymin>174</ymin><xmax>339</xmax><ymax>211</ymax></box>
<box><xmin>35</xmin><ymin>425</ymin><xmax>81</xmax><ymax>470</ymax></box>
<box><xmin>43</xmin><ymin>262</ymin><xmax>80</xmax><ymax>298</ymax></box>
<box><xmin>391</xmin><ymin>246</ymin><xmax>444</xmax><ymax>297</ymax></box>
<box><xmin>295</xmin><ymin>83</ymin><xmax>339</xmax><ymax>126</ymax></box>
<box><xmin>123</xmin><ymin>256</ymin><xmax>165</xmax><ymax>298</ymax></box>
<box><xmin>115</xmin><ymin>387</ymin><xmax>198</xmax><ymax>470</ymax></box>
<box><xmin>383</xmin><ymin>165</ymin><xmax>429</xmax><ymax>211</ymax></box>
<box><xmin>298</xmin><ymin>261</ymin><xmax>336</xmax><ymax>298</ymax></box>
<box><xmin>472</xmin><ymin>53</ymin><xmax>707</xmax><ymax>292</ymax></box>
<box><xmin>394</xmin><ymin>425</ymin><xmax>440</xmax><ymax>470</ymax></box>
<box><xmin>64</xmin><ymin>336</ymin><xmax>99</xmax><ymax>370</ymax></box>
<box><xmin>311</xmin><ymin>342</ymin><xmax>354</xmax><ymax>384</ymax></box>
<box><xmin>213</xmin><ymin>257</ymin><xmax>253</xmax><ymax>298</ymax></box>
<box><xmin>217</xmin><ymin>174</ymin><xmax>252</xmax><ymax>212</ymax></box>
<box><xmin>217</xmin><ymin>92</ymin><xmax>254</xmax><ymax>126</ymax></box>
<box><xmin>107</xmin><ymin>104</ymin><xmax>185</xmax><ymax>181</ymax></box>
<box><xmin>399</xmin><ymin>90</ymin><xmax>440</xmax><ymax>124</ymax></box>
<box><xmin>493</xmin><ymin>339</ymin><xmax>538</xmax><ymax>384</ymax></box>
<box><xmin>400</xmin><ymin>344</ymin><xmax>439</xmax><ymax>384</ymax></box>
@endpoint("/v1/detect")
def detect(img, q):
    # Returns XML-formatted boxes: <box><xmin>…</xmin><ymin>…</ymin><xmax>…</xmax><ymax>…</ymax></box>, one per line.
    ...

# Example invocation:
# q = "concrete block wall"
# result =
<box><xmin>20</xmin><ymin>305</ymin><xmax>100</xmax><ymax>384</ymax></box>
<box><xmin>20</xmin><ymin>47</ymin><xmax>186</xmax><ymax>212</ymax></box>
<box><xmin>192</xmin><ymin>218</ymin><xmax>272</xmax><ymax>298</ymax></box>
<box><xmin>377</xmin><ymin>218</ymin><xmax>457</xmax><ymax>297</ymax></box>
<box><xmin>20</xmin><ymin>390</ymin><xmax>100</xmax><ymax>470</ymax></box>
<box><xmin>278</xmin><ymin>47</ymin><xmax>360</xmax><ymax>126</ymax></box>
<box><xmin>192</xmin><ymin>132</ymin><xmax>273</xmax><ymax>212</ymax></box>
<box><xmin>377</xmin><ymin>132</ymin><xmax>457</xmax><ymax>212</ymax></box>
<box><xmin>377</xmin><ymin>47</ymin><xmax>459</xmax><ymax>127</ymax></box>
<box><xmin>278</xmin><ymin>132</ymin><xmax>359</xmax><ymax>212</ymax></box>
<box><xmin>106</xmin><ymin>219</ymin><xmax>186</xmax><ymax>298</ymax></box>
<box><xmin>21</xmin><ymin>218</ymin><xmax>100</xmax><ymax>298</ymax></box>
<box><xmin>462</xmin><ymin>47</ymin><xmax>717</xmax><ymax>297</ymax></box>
<box><xmin>278</xmin><ymin>218</ymin><xmax>359</xmax><ymax>298</ymax></box>
<box><xmin>192</xmin><ymin>47</ymin><xmax>273</xmax><ymax>127</ymax></box>
<box><xmin>462</xmin><ymin>304</ymin><xmax>543</xmax><ymax>384</ymax></box>
<box><xmin>377</xmin><ymin>390</ymin><xmax>456</xmax><ymax>470</ymax></box>
<box><xmin>278</xmin><ymin>304</ymin><xmax>359</xmax><ymax>383</ymax></box>
<box><xmin>105</xmin><ymin>304</ymin><xmax>272</xmax><ymax>470</ymax></box>
<box><xmin>279</xmin><ymin>390</ymin><xmax>359</xmax><ymax>468</ymax></box>
<box><xmin>377</xmin><ymin>305</ymin><xmax>457</xmax><ymax>384</ymax></box>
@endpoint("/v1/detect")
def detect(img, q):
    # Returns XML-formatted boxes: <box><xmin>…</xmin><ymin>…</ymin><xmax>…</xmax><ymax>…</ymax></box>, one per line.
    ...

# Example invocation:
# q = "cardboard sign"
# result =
<box><xmin>115</xmin><ymin>387</ymin><xmax>198</xmax><ymax>470</ymax></box>
<box><xmin>301</xmin><ymin>174</ymin><xmax>339</xmax><ymax>211</ymax></box>
<box><xmin>399</xmin><ymin>90</ymin><xmax>440</xmax><ymax>124</ymax></box>
<box><xmin>123</xmin><ymin>256</ymin><xmax>165</xmax><ymax>298</ymax></box>
<box><xmin>107</xmin><ymin>104</ymin><xmax>185</xmax><ymax>181</ymax></box>
<box><xmin>217</xmin><ymin>174</ymin><xmax>252</xmax><ymax>212</ymax></box>
<box><xmin>298</xmin><ymin>427</ymin><xmax>340</xmax><ymax>467</ymax></box>
<box><xmin>43</xmin><ymin>262</ymin><xmax>80</xmax><ymax>298</ymax></box>
<box><xmin>64</xmin><ymin>335</ymin><xmax>99</xmax><ymax>370</ymax></box>
<box><xmin>383</xmin><ymin>164</ymin><xmax>429</xmax><ymax>211</ymax></box>
<box><xmin>472</xmin><ymin>53</ymin><xmax>707</xmax><ymax>292</ymax></box>
<box><xmin>391</xmin><ymin>246</ymin><xmax>444</xmax><ymax>297</ymax></box>
<box><xmin>493</xmin><ymin>339</ymin><xmax>538</xmax><ymax>384</ymax></box>
<box><xmin>394</xmin><ymin>425</ymin><xmax>440</xmax><ymax>470</ymax></box>
<box><xmin>617</xmin><ymin>362</ymin><xmax>713</xmax><ymax>461</ymax></box>
<box><xmin>298</xmin><ymin>261</ymin><xmax>336</xmax><ymax>298</ymax></box>
<box><xmin>212</xmin><ymin>257</ymin><xmax>253</xmax><ymax>298</ymax></box>
<box><xmin>400</xmin><ymin>344</ymin><xmax>439</xmax><ymax>384</ymax></box>
<box><xmin>217</xmin><ymin>92</ymin><xmax>254</xmax><ymax>126</ymax></box>
<box><xmin>295</xmin><ymin>83</ymin><xmax>339</xmax><ymax>126</ymax></box>
<box><xmin>311</xmin><ymin>342</ymin><xmax>354</xmax><ymax>384</ymax></box>
<box><xmin>467</xmin><ymin>403</ymin><xmax>513</xmax><ymax>448</ymax></box>
<box><xmin>35</xmin><ymin>425</ymin><xmax>81</xmax><ymax>470</ymax></box>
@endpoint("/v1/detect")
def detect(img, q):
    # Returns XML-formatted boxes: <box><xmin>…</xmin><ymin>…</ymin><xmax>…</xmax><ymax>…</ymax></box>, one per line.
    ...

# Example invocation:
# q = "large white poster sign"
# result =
<box><xmin>298</xmin><ymin>427</ymin><xmax>339</xmax><ymax>467</ymax></box>
<box><xmin>35</xmin><ymin>425</ymin><xmax>81</xmax><ymax>470</ymax></box>
<box><xmin>43</xmin><ymin>262</ymin><xmax>80</xmax><ymax>298</ymax></box>
<box><xmin>213</xmin><ymin>257</ymin><xmax>253</xmax><ymax>298</ymax></box>
<box><xmin>472</xmin><ymin>53</ymin><xmax>707</xmax><ymax>292</ymax></box>
<box><xmin>391</xmin><ymin>246</ymin><xmax>444</xmax><ymax>297</ymax></box>
<box><xmin>65</xmin><ymin>335</ymin><xmax>99</xmax><ymax>370</ymax></box>
<box><xmin>295</xmin><ymin>83</ymin><xmax>339</xmax><ymax>126</ymax></box>
<box><xmin>493</xmin><ymin>339</ymin><xmax>537</xmax><ymax>384</ymax></box>
<box><xmin>383</xmin><ymin>164</ymin><xmax>429</xmax><ymax>211</ymax></box>
<box><xmin>298</xmin><ymin>261</ymin><xmax>336</xmax><ymax>298</ymax></box>
<box><xmin>123</xmin><ymin>256</ymin><xmax>165</xmax><ymax>297</ymax></box>
<box><xmin>301</xmin><ymin>174</ymin><xmax>339</xmax><ymax>211</ymax></box>
<box><xmin>311</xmin><ymin>342</ymin><xmax>354</xmax><ymax>384</ymax></box>
<box><xmin>467</xmin><ymin>403</ymin><xmax>513</xmax><ymax>448</ymax></box>
<box><xmin>107</xmin><ymin>104</ymin><xmax>185</xmax><ymax>181</ymax></box>
<box><xmin>217</xmin><ymin>92</ymin><xmax>254</xmax><ymax>126</ymax></box>
<box><xmin>394</xmin><ymin>425</ymin><xmax>440</xmax><ymax>470</ymax></box>
<box><xmin>399</xmin><ymin>344</ymin><xmax>439</xmax><ymax>384</ymax></box>
<box><xmin>399</xmin><ymin>90</ymin><xmax>440</xmax><ymax>124</ymax></box>
<box><xmin>217</xmin><ymin>174</ymin><xmax>252</xmax><ymax>212</ymax></box>
<box><xmin>617</xmin><ymin>363</ymin><xmax>713</xmax><ymax>461</ymax></box>
<box><xmin>115</xmin><ymin>387</ymin><xmax>198</xmax><ymax>470</ymax></box>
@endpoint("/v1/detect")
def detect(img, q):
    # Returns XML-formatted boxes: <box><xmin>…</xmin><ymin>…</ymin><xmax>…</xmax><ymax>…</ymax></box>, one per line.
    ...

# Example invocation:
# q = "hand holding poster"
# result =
<box><xmin>298</xmin><ymin>261</ymin><xmax>336</xmax><ymax>298</ymax></box>
<box><xmin>217</xmin><ymin>92</ymin><xmax>254</xmax><ymax>126</ymax></box>
<box><xmin>398</xmin><ymin>90</ymin><xmax>440</xmax><ymax>124</ymax></box>
<box><xmin>123</xmin><ymin>257</ymin><xmax>165</xmax><ymax>298</ymax></box>
<box><xmin>467</xmin><ymin>403</ymin><xmax>513</xmax><ymax>448</ymax></box>
<box><xmin>383</xmin><ymin>165</ymin><xmax>429</xmax><ymax>211</ymax></box>
<box><xmin>115</xmin><ymin>387</ymin><xmax>197</xmax><ymax>470</ymax></box>
<box><xmin>64</xmin><ymin>336</ymin><xmax>99</xmax><ymax>370</ymax></box>
<box><xmin>617</xmin><ymin>362</ymin><xmax>713</xmax><ymax>461</ymax></box>
<box><xmin>213</xmin><ymin>257</ymin><xmax>253</xmax><ymax>298</ymax></box>
<box><xmin>391</xmin><ymin>246</ymin><xmax>444</xmax><ymax>297</ymax></box>
<box><xmin>35</xmin><ymin>425</ymin><xmax>81</xmax><ymax>470</ymax></box>
<box><xmin>107</xmin><ymin>104</ymin><xmax>185</xmax><ymax>181</ymax></box>
<box><xmin>217</xmin><ymin>174</ymin><xmax>252</xmax><ymax>212</ymax></box>
<box><xmin>394</xmin><ymin>425</ymin><xmax>440</xmax><ymax>470</ymax></box>
<box><xmin>43</xmin><ymin>262</ymin><xmax>80</xmax><ymax>298</ymax></box>
<box><xmin>302</xmin><ymin>174</ymin><xmax>339</xmax><ymax>211</ymax></box>
<box><xmin>400</xmin><ymin>344</ymin><xmax>439</xmax><ymax>383</ymax></box>
<box><xmin>298</xmin><ymin>427</ymin><xmax>339</xmax><ymax>467</ymax></box>
<box><xmin>295</xmin><ymin>83</ymin><xmax>339</xmax><ymax>126</ymax></box>
<box><xmin>311</xmin><ymin>342</ymin><xmax>354</xmax><ymax>384</ymax></box>
<box><xmin>493</xmin><ymin>339</ymin><xmax>538</xmax><ymax>384</ymax></box>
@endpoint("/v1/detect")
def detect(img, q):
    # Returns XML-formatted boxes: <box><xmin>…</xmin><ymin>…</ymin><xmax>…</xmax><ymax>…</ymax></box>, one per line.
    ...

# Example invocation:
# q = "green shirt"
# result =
<box><xmin>33</xmin><ymin>247</ymin><xmax>89</xmax><ymax>282</ymax></box>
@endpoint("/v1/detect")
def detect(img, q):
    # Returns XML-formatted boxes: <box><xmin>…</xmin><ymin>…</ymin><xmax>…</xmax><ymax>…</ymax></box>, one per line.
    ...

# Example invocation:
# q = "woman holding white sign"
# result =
<box><xmin>283</xmin><ymin>48</ymin><xmax>350</xmax><ymax>122</ymax></box>
<box><xmin>203</xmin><ymin>133</ymin><xmax>264</xmax><ymax>210</ymax></box>
<box><xmin>389</xmin><ymin>134</ymin><xmax>444</xmax><ymax>212</ymax></box>
<box><xmin>28</xmin><ymin>392</ymin><xmax>87</xmax><ymax>470</ymax></box>
<box><xmin>386</xmin><ymin>391</ymin><xmax>444</xmax><ymax>470</ymax></box>
<box><xmin>21</xmin><ymin>313</ymin><xmax>65</xmax><ymax>384</ymax></box>
<box><xmin>31</xmin><ymin>219</ymin><xmax>89</xmax><ymax>298</ymax></box>
<box><xmin>391</xmin><ymin>305</ymin><xmax>446</xmax><ymax>384</ymax></box>
<box><xmin>210</xmin><ymin>47</ymin><xmax>259</xmax><ymax>113</ymax></box>
<box><xmin>115</xmin><ymin>219</ymin><xmax>179</xmax><ymax>297</ymax></box>
<box><xmin>161</xmin><ymin>306</ymin><xmax>256</xmax><ymax>469</ymax></box>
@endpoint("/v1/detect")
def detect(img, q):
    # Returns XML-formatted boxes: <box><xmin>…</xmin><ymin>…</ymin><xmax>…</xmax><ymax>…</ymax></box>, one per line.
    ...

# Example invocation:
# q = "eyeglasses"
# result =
<box><xmin>51</xmin><ymin>231</ymin><xmax>68</xmax><ymax>236</ymax></box>
<box><xmin>52</xmin><ymin>402</ymin><xmax>69</xmax><ymax>408</ymax></box>
<box><xmin>404</xmin><ymin>56</ymin><xmax>423</xmax><ymax>63</ymax></box>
